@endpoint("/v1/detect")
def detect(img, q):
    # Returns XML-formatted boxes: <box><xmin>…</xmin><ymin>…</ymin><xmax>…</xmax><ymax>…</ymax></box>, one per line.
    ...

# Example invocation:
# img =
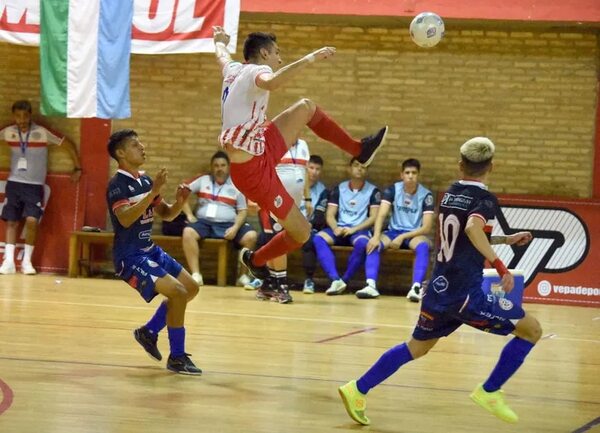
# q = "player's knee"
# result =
<box><xmin>182</xmin><ymin>227</ymin><xmax>197</xmax><ymax>240</ymax></box>
<box><xmin>169</xmin><ymin>284</ymin><xmax>188</xmax><ymax>303</ymax></box>
<box><xmin>243</xmin><ymin>230</ymin><xmax>258</xmax><ymax>247</ymax></box>
<box><xmin>186</xmin><ymin>283</ymin><xmax>199</xmax><ymax>301</ymax></box>
<box><xmin>527</xmin><ymin>317</ymin><xmax>543</xmax><ymax>343</ymax></box>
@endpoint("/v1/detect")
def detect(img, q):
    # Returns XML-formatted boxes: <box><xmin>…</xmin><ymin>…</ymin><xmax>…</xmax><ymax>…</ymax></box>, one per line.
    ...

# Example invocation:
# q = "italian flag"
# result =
<box><xmin>40</xmin><ymin>0</ymin><xmax>133</xmax><ymax>119</ymax></box>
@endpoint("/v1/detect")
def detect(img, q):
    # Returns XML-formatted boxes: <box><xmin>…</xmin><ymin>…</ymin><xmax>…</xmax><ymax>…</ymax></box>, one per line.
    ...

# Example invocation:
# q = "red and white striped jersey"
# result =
<box><xmin>219</xmin><ymin>61</ymin><xmax>272</xmax><ymax>155</ymax></box>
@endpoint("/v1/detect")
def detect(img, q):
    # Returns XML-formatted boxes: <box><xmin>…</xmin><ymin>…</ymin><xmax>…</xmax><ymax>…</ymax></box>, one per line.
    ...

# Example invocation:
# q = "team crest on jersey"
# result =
<box><xmin>274</xmin><ymin>195</ymin><xmax>283</xmax><ymax>208</ymax></box>
<box><xmin>432</xmin><ymin>275</ymin><xmax>449</xmax><ymax>293</ymax></box>
<box><xmin>128</xmin><ymin>185</ymin><xmax>135</xmax><ymax>192</ymax></box>
<box><xmin>147</xmin><ymin>260</ymin><xmax>159</xmax><ymax>268</ymax></box>
<box><xmin>498</xmin><ymin>298</ymin><xmax>513</xmax><ymax>311</ymax></box>
<box><xmin>425</xmin><ymin>194</ymin><xmax>434</xmax><ymax>206</ymax></box>
<box><xmin>349</xmin><ymin>199</ymin><xmax>357</xmax><ymax>207</ymax></box>
<box><xmin>10</xmin><ymin>133</ymin><xmax>17</xmax><ymax>140</ymax></box>
<box><xmin>31</xmin><ymin>132</ymin><xmax>42</xmax><ymax>140</ymax></box>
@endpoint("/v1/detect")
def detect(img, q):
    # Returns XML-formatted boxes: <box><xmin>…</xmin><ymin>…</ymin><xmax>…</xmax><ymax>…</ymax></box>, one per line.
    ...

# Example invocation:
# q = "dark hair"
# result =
<box><xmin>349</xmin><ymin>157</ymin><xmax>361</xmax><ymax>165</ymax></box>
<box><xmin>211</xmin><ymin>150</ymin><xmax>230</xmax><ymax>164</ymax></box>
<box><xmin>401</xmin><ymin>158</ymin><xmax>421</xmax><ymax>172</ymax></box>
<box><xmin>461</xmin><ymin>155</ymin><xmax>492</xmax><ymax>177</ymax></box>
<box><xmin>12</xmin><ymin>100</ymin><xmax>32</xmax><ymax>113</ymax></box>
<box><xmin>108</xmin><ymin>129</ymin><xmax>138</xmax><ymax>161</ymax></box>
<box><xmin>243</xmin><ymin>32</ymin><xmax>277</xmax><ymax>61</ymax></box>
<box><xmin>309</xmin><ymin>154</ymin><xmax>324</xmax><ymax>166</ymax></box>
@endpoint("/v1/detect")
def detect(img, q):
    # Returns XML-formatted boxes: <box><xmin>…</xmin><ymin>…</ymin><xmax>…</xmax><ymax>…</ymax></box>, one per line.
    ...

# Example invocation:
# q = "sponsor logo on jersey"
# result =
<box><xmin>274</xmin><ymin>195</ymin><xmax>283</xmax><ymax>208</ymax></box>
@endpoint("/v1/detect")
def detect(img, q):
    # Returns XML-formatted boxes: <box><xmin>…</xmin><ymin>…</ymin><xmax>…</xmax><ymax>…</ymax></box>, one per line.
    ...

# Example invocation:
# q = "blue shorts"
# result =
<box><xmin>187</xmin><ymin>219</ymin><xmax>253</xmax><ymax>248</ymax></box>
<box><xmin>412</xmin><ymin>287</ymin><xmax>525</xmax><ymax>340</ymax></box>
<box><xmin>1</xmin><ymin>180</ymin><xmax>44</xmax><ymax>221</ymax></box>
<box><xmin>115</xmin><ymin>246</ymin><xmax>183</xmax><ymax>303</ymax></box>
<box><xmin>382</xmin><ymin>229</ymin><xmax>411</xmax><ymax>249</ymax></box>
<box><xmin>319</xmin><ymin>227</ymin><xmax>371</xmax><ymax>247</ymax></box>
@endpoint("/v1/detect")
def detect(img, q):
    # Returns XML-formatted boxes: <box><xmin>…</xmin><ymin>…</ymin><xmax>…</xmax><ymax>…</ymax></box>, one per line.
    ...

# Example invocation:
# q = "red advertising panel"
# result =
<box><xmin>0</xmin><ymin>173</ymin><xmax>86</xmax><ymax>273</ymax></box>
<box><xmin>493</xmin><ymin>195</ymin><xmax>599</xmax><ymax>308</ymax></box>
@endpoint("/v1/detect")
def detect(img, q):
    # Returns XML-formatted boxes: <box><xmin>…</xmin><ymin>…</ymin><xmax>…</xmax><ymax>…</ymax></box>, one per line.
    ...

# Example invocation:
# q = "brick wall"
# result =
<box><xmin>1</xmin><ymin>19</ymin><xmax>597</xmax><ymax>201</ymax></box>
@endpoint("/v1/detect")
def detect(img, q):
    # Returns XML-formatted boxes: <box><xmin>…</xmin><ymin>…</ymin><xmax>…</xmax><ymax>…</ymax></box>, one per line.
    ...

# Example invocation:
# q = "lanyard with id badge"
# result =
<box><xmin>206</xmin><ymin>181</ymin><xmax>225</xmax><ymax>218</ymax></box>
<box><xmin>17</xmin><ymin>128</ymin><xmax>31</xmax><ymax>171</ymax></box>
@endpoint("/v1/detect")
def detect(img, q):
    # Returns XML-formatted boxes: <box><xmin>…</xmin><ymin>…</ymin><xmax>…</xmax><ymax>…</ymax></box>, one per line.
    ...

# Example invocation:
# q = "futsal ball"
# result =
<box><xmin>409</xmin><ymin>12</ymin><xmax>445</xmax><ymax>48</ymax></box>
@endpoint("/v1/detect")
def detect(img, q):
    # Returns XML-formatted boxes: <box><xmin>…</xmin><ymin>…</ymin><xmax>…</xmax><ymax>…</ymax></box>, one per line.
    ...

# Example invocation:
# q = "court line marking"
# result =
<box><xmin>0</xmin><ymin>297</ymin><xmax>598</xmax><ymax>344</ymax></box>
<box><xmin>572</xmin><ymin>416</ymin><xmax>600</xmax><ymax>433</ymax></box>
<box><xmin>0</xmin><ymin>354</ymin><xmax>598</xmax><ymax>408</ymax></box>
<box><xmin>315</xmin><ymin>327</ymin><xmax>377</xmax><ymax>343</ymax></box>
<box><xmin>0</xmin><ymin>378</ymin><xmax>14</xmax><ymax>416</ymax></box>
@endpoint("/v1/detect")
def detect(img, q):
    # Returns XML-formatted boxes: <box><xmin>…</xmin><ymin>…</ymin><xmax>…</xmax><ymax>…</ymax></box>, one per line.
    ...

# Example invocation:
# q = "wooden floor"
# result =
<box><xmin>0</xmin><ymin>275</ymin><xmax>598</xmax><ymax>433</ymax></box>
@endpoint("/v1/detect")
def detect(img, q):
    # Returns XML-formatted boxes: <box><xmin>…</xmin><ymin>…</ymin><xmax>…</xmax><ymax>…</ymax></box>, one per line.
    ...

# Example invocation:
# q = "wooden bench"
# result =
<box><xmin>68</xmin><ymin>231</ymin><xmax>230</xmax><ymax>286</ymax></box>
<box><xmin>287</xmin><ymin>245</ymin><xmax>417</xmax><ymax>293</ymax></box>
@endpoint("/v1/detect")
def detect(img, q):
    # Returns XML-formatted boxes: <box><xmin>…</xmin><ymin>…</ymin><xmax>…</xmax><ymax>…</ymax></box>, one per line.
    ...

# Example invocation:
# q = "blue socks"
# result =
<box><xmin>146</xmin><ymin>301</ymin><xmax>168</xmax><ymax>334</ymax></box>
<box><xmin>412</xmin><ymin>242</ymin><xmax>429</xmax><ymax>285</ymax></box>
<box><xmin>314</xmin><ymin>235</ymin><xmax>340</xmax><ymax>280</ymax></box>
<box><xmin>365</xmin><ymin>243</ymin><xmax>381</xmax><ymax>281</ymax></box>
<box><xmin>343</xmin><ymin>237</ymin><xmax>367</xmax><ymax>281</ymax></box>
<box><xmin>168</xmin><ymin>326</ymin><xmax>186</xmax><ymax>357</ymax></box>
<box><xmin>483</xmin><ymin>337</ymin><xmax>535</xmax><ymax>392</ymax></box>
<box><xmin>356</xmin><ymin>343</ymin><xmax>414</xmax><ymax>394</ymax></box>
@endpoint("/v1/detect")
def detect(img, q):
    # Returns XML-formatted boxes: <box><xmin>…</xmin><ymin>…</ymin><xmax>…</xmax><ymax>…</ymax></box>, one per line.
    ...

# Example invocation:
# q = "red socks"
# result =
<box><xmin>307</xmin><ymin>106</ymin><xmax>361</xmax><ymax>156</ymax></box>
<box><xmin>253</xmin><ymin>231</ymin><xmax>303</xmax><ymax>266</ymax></box>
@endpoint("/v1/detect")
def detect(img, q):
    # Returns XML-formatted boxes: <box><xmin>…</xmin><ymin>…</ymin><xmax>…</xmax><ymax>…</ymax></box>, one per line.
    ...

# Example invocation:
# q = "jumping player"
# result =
<box><xmin>213</xmin><ymin>26</ymin><xmax>388</xmax><ymax>280</ymax></box>
<box><xmin>338</xmin><ymin>137</ymin><xmax>540</xmax><ymax>425</ymax></box>
<box><xmin>107</xmin><ymin>129</ymin><xmax>202</xmax><ymax>375</ymax></box>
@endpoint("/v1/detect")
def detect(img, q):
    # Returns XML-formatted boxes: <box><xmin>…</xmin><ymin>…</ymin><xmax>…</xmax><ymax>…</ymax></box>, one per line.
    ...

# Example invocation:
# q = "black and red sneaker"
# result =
<box><xmin>357</xmin><ymin>126</ymin><xmax>388</xmax><ymax>167</ymax></box>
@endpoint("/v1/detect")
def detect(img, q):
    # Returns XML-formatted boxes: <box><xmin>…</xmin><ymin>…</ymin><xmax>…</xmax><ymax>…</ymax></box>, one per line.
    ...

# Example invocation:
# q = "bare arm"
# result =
<box><xmin>465</xmin><ymin>216</ymin><xmax>514</xmax><ymax>292</ymax></box>
<box><xmin>155</xmin><ymin>183</ymin><xmax>191</xmax><ymax>221</ymax></box>
<box><xmin>491</xmin><ymin>232</ymin><xmax>533</xmax><ymax>246</ymax></box>
<box><xmin>213</xmin><ymin>26</ymin><xmax>233</xmax><ymax>69</ymax></box>
<box><xmin>326</xmin><ymin>204</ymin><xmax>339</xmax><ymax>231</ymax></box>
<box><xmin>394</xmin><ymin>212</ymin><xmax>435</xmax><ymax>241</ymax></box>
<box><xmin>114</xmin><ymin>169</ymin><xmax>168</xmax><ymax>228</ymax></box>
<box><xmin>256</xmin><ymin>47</ymin><xmax>336</xmax><ymax>92</ymax></box>
<box><xmin>371</xmin><ymin>201</ymin><xmax>391</xmax><ymax>240</ymax></box>
<box><xmin>182</xmin><ymin>200</ymin><xmax>196</xmax><ymax>222</ymax></box>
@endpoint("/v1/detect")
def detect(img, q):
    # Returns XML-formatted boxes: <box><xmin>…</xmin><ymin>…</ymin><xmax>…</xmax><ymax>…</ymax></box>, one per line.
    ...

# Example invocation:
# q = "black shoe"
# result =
<box><xmin>275</xmin><ymin>285</ymin><xmax>293</xmax><ymax>304</ymax></box>
<box><xmin>256</xmin><ymin>280</ymin><xmax>279</xmax><ymax>301</ymax></box>
<box><xmin>240</xmin><ymin>248</ymin><xmax>270</xmax><ymax>280</ymax></box>
<box><xmin>134</xmin><ymin>326</ymin><xmax>162</xmax><ymax>362</ymax></box>
<box><xmin>167</xmin><ymin>353</ymin><xmax>203</xmax><ymax>375</ymax></box>
<box><xmin>357</xmin><ymin>126</ymin><xmax>388</xmax><ymax>167</ymax></box>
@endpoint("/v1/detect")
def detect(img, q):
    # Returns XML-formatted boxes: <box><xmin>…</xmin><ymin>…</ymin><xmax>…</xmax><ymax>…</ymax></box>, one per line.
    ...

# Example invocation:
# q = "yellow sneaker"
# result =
<box><xmin>470</xmin><ymin>383</ymin><xmax>519</xmax><ymax>423</ymax></box>
<box><xmin>338</xmin><ymin>380</ymin><xmax>370</xmax><ymax>425</ymax></box>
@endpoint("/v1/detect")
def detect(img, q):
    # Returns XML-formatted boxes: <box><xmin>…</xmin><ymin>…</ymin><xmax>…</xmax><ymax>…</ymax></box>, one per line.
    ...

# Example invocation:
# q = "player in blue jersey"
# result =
<box><xmin>106</xmin><ymin>129</ymin><xmax>202</xmax><ymax>375</ymax></box>
<box><xmin>301</xmin><ymin>155</ymin><xmax>329</xmax><ymax>294</ymax></box>
<box><xmin>313</xmin><ymin>158</ymin><xmax>381</xmax><ymax>295</ymax></box>
<box><xmin>338</xmin><ymin>137</ymin><xmax>540</xmax><ymax>425</ymax></box>
<box><xmin>363</xmin><ymin>159</ymin><xmax>434</xmax><ymax>300</ymax></box>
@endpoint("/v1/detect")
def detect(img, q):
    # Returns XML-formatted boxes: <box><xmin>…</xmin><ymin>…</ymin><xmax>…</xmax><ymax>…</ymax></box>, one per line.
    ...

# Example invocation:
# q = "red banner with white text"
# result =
<box><xmin>0</xmin><ymin>173</ymin><xmax>86</xmax><ymax>273</ymax></box>
<box><xmin>0</xmin><ymin>0</ymin><xmax>240</xmax><ymax>54</ymax></box>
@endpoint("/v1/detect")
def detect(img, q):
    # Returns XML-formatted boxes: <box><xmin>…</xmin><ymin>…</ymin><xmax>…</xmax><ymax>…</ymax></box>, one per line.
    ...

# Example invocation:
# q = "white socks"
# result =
<box><xmin>3</xmin><ymin>244</ymin><xmax>15</xmax><ymax>264</ymax></box>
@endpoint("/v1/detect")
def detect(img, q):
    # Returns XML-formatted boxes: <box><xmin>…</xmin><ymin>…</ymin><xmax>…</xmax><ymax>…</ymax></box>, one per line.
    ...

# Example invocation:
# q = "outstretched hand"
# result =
<box><xmin>507</xmin><ymin>231</ymin><xmax>533</xmax><ymax>246</ymax></box>
<box><xmin>152</xmin><ymin>168</ymin><xmax>168</xmax><ymax>195</ymax></box>
<box><xmin>306</xmin><ymin>46</ymin><xmax>336</xmax><ymax>62</ymax></box>
<box><xmin>213</xmin><ymin>26</ymin><xmax>230</xmax><ymax>45</ymax></box>
<box><xmin>176</xmin><ymin>183</ymin><xmax>191</xmax><ymax>203</ymax></box>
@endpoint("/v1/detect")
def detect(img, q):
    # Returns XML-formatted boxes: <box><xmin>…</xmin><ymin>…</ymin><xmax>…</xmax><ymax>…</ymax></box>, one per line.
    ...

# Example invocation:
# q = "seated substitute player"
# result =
<box><xmin>107</xmin><ymin>129</ymin><xmax>202</xmax><ymax>375</ymax></box>
<box><xmin>338</xmin><ymin>137</ymin><xmax>540</xmax><ymax>425</ymax></box>
<box><xmin>313</xmin><ymin>158</ymin><xmax>381</xmax><ymax>296</ymax></box>
<box><xmin>363</xmin><ymin>158</ymin><xmax>434</xmax><ymax>300</ymax></box>
<box><xmin>181</xmin><ymin>150</ymin><xmax>257</xmax><ymax>286</ymax></box>
<box><xmin>254</xmin><ymin>137</ymin><xmax>311</xmax><ymax>303</ymax></box>
<box><xmin>213</xmin><ymin>26</ymin><xmax>388</xmax><ymax>282</ymax></box>
<box><xmin>300</xmin><ymin>154</ymin><xmax>328</xmax><ymax>294</ymax></box>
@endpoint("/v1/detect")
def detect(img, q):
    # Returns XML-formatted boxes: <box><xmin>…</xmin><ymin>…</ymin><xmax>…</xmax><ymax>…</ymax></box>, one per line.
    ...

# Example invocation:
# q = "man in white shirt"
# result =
<box><xmin>213</xmin><ymin>26</ymin><xmax>388</xmax><ymax>281</ymax></box>
<box><xmin>0</xmin><ymin>100</ymin><xmax>81</xmax><ymax>275</ymax></box>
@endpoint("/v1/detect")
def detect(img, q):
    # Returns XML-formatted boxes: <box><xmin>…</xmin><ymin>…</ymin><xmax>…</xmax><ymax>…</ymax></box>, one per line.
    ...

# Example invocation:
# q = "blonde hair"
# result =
<box><xmin>460</xmin><ymin>137</ymin><xmax>495</xmax><ymax>162</ymax></box>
